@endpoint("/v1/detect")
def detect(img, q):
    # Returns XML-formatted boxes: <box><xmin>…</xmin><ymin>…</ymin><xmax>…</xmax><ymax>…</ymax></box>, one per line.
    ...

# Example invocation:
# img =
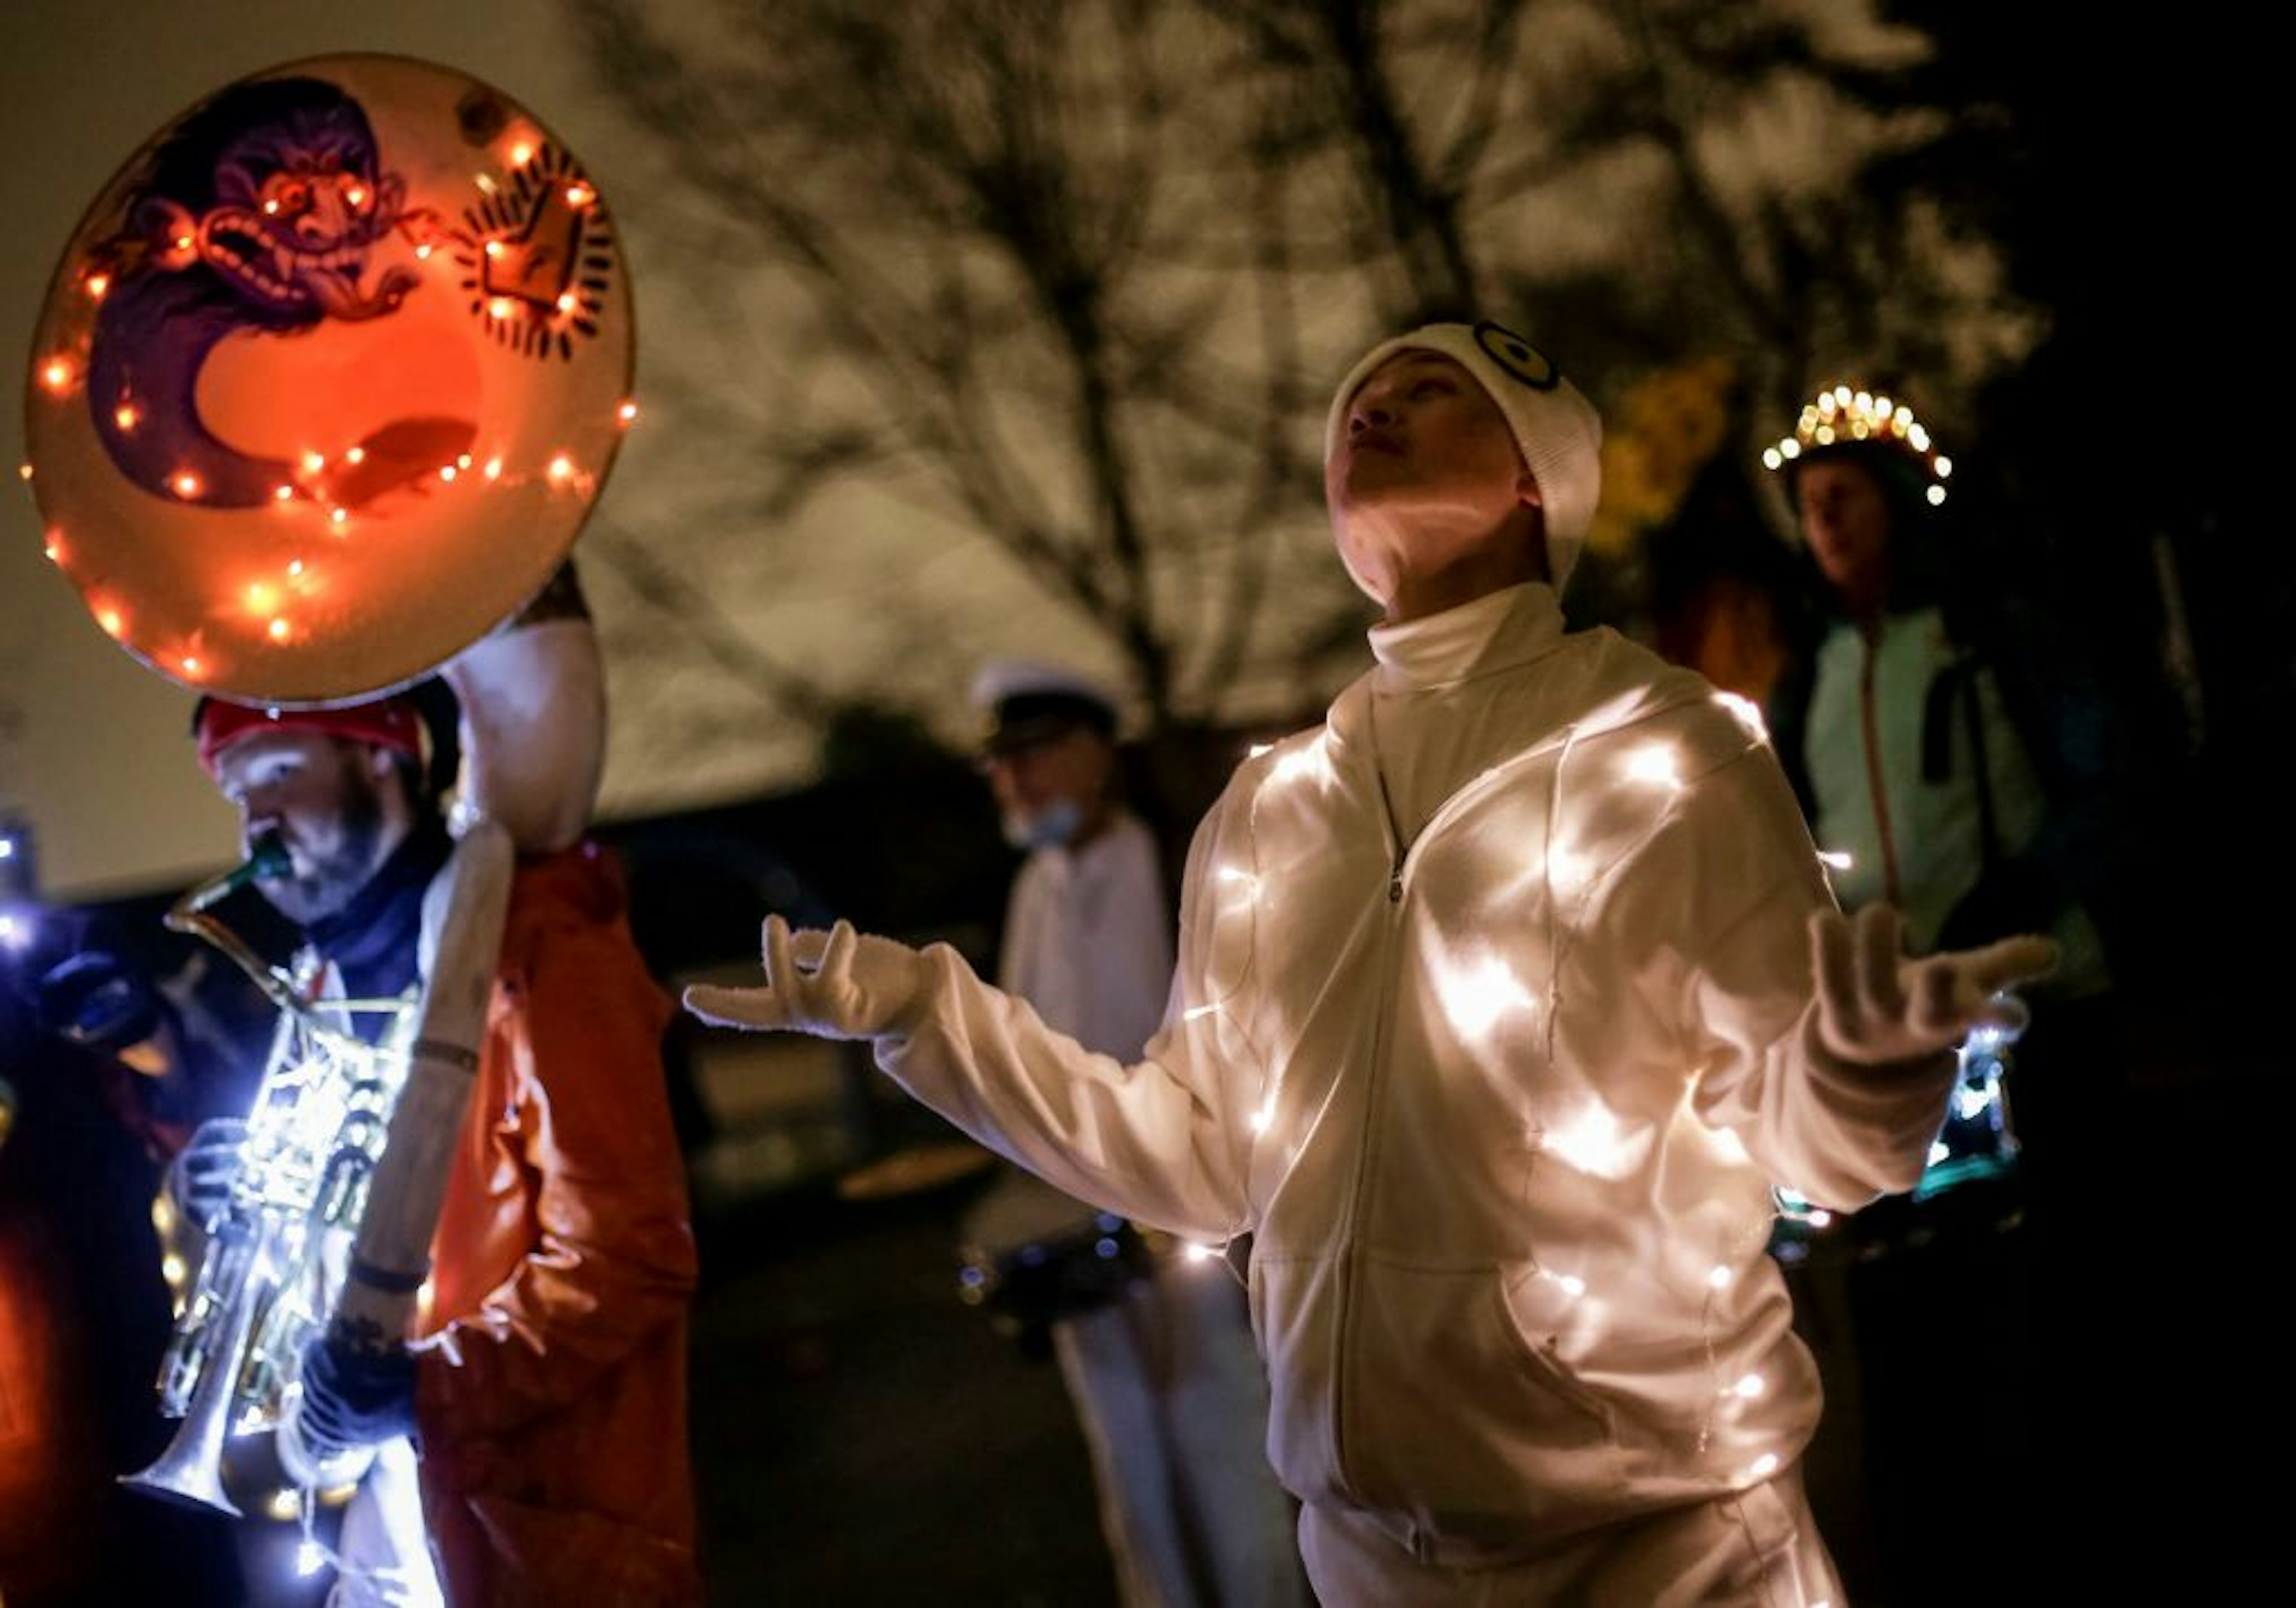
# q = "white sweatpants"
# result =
<box><xmin>1298</xmin><ymin>1469</ymin><xmax>1845</xmax><ymax>1607</ymax></box>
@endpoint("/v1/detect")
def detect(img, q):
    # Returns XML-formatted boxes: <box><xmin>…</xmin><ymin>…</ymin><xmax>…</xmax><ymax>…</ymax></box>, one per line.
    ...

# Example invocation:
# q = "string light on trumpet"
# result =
<box><xmin>97</xmin><ymin>604</ymin><xmax>125</xmax><ymax>637</ymax></box>
<box><xmin>82</xmin><ymin>271</ymin><xmax>110</xmax><ymax>300</ymax></box>
<box><xmin>618</xmin><ymin>401</ymin><xmax>639</xmax><ymax>426</ymax></box>
<box><xmin>42</xmin><ymin>529</ymin><xmax>62</xmax><ymax>563</ymax></box>
<box><xmin>565</xmin><ymin>182</ymin><xmax>595</xmax><ymax>208</ymax></box>
<box><xmin>17</xmin><ymin>463</ymin><xmax>33</xmax><ymax>481</ymax></box>
<box><xmin>546</xmin><ymin>453</ymin><xmax>577</xmax><ymax>486</ymax></box>
<box><xmin>171</xmin><ymin>471</ymin><xmax>202</xmax><ymax>500</ymax></box>
<box><xmin>114</xmin><ymin>401</ymin><xmax>142</xmax><ymax>432</ymax></box>
<box><xmin>39</xmin><ymin>356</ymin><xmax>75</xmax><ymax>395</ymax></box>
<box><xmin>510</xmin><ymin>140</ymin><xmax>535</xmax><ymax>167</ymax></box>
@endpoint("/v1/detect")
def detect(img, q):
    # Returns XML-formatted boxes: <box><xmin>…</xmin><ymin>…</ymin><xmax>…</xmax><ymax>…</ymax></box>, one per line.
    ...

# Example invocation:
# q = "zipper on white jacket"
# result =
<box><xmin>1330</xmin><ymin>732</ymin><xmax>1573</xmax><ymax>1500</ymax></box>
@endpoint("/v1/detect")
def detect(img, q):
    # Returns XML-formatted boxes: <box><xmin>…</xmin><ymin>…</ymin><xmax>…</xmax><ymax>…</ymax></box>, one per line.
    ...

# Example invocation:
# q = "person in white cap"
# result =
<box><xmin>688</xmin><ymin>320</ymin><xmax>2056</xmax><ymax>1603</ymax></box>
<box><xmin>957</xmin><ymin>658</ymin><xmax>1309</xmax><ymax>1608</ymax></box>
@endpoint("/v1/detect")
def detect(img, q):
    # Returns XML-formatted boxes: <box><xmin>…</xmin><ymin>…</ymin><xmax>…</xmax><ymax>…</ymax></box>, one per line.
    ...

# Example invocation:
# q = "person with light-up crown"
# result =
<box><xmin>688</xmin><ymin>321</ymin><xmax>2057</xmax><ymax>1603</ymax></box>
<box><xmin>1759</xmin><ymin>382</ymin><xmax>2125</xmax><ymax>1604</ymax></box>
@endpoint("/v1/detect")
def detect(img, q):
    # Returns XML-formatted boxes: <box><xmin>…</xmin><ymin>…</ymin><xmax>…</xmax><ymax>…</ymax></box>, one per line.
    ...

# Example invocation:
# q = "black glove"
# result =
<box><xmin>295</xmin><ymin>1334</ymin><xmax>417</xmax><ymax>1462</ymax></box>
<box><xmin>36</xmin><ymin>951</ymin><xmax>163</xmax><ymax>1055</ymax></box>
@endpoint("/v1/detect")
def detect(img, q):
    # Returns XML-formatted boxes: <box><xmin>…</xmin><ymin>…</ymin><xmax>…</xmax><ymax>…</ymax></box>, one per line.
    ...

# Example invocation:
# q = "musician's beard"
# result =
<box><xmin>256</xmin><ymin>773</ymin><xmax>389</xmax><ymax>928</ymax></box>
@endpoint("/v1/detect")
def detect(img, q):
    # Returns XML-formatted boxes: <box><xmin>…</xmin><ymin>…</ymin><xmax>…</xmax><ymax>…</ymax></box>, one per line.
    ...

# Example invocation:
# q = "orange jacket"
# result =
<box><xmin>411</xmin><ymin>843</ymin><xmax>701</xmax><ymax>1606</ymax></box>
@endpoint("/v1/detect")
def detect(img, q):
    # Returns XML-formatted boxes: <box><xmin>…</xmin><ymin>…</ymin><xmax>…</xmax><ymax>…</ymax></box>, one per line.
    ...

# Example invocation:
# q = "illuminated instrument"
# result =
<box><xmin>21</xmin><ymin>54</ymin><xmax>628</xmax><ymax>1515</ymax></box>
<box><xmin>22</xmin><ymin>51</ymin><xmax>634</xmax><ymax>706</ymax></box>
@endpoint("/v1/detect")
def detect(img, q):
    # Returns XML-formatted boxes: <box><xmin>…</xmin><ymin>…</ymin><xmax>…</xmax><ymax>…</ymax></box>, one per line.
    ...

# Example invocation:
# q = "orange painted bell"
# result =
<box><xmin>21</xmin><ymin>53</ymin><xmax>634</xmax><ymax>706</ymax></box>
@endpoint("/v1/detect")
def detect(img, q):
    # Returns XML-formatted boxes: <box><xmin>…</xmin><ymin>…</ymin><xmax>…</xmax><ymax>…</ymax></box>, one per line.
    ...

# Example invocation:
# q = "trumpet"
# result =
<box><xmin>124</xmin><ymin>844</ymin><xmax>408</xmax><ymax>1514</ymax></box>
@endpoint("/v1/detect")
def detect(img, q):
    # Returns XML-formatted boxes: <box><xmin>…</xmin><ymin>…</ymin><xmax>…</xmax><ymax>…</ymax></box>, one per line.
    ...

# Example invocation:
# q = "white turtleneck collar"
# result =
<box><xmin>1367</xmin><ymin>582</ymin><xmax>1566</xmax><ymax>694</ymax></box>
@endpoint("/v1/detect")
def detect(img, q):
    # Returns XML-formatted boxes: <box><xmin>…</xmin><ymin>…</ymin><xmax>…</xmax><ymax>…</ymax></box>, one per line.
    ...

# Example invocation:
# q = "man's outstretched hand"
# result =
<box><xmin>684</xmin><ymin>916</ymin><xmax>926</xmax><ymax>1042</ymax></box>
<box><xmin>1810</xmin><ymin>904</ymin><xmax>2057</xmax><ymax>1067</ymax></box>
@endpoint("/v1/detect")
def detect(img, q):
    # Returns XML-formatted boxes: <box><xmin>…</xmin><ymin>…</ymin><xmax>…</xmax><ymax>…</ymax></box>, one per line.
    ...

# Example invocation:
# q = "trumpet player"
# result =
<box><xmin>173</xmin><ymin>582</ymin><xmax>701</xmax><ymax>1607</ymax></box>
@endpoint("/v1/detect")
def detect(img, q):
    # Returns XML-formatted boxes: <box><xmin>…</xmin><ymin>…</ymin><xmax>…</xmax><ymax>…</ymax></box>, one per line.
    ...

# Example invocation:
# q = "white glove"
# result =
<box><xmin>1810</xmin><ymin>904</ymin><xmax>2057</xmax><ymax>1067</ymax></box>
<box><xmin>683</xmin><ymin>916</ymin><xmax>927</xmax><ymax>1042</ymax></box>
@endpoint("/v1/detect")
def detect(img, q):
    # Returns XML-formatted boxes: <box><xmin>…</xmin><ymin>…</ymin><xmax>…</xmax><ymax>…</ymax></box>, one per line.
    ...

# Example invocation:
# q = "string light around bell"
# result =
<box><xmin>1761</xmin><ymin>383</ymin><xmax>1954</xmax><ymax>507</ymax></box>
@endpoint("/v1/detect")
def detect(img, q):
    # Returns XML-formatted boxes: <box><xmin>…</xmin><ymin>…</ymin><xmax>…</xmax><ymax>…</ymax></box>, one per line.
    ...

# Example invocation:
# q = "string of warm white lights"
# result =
<box><xmin>1173</xmin><ymin>694</ymin><xmax>1856</xmax><ymax>1522</ymax></box>
<box><xmin>1761</xmin><ymin>383</ymin><xmax>1953</xmax><ymax>506</ymax></box>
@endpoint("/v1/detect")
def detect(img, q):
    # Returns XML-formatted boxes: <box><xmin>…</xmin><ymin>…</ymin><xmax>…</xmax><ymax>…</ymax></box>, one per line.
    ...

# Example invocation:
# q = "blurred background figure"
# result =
<box><xmin>2</xmin><ymin>906</ymin><xmax>246</xmax><ymax>1607</ymax></box>
<box><xmin>1759</xmin><ymin>383</ymin><xmax>2127</xmax><ymax>1604</ymax></box>
<box><xmin>957</xmin><ymin>659</ymin><xmax>1307</xmax><ymax>1608</ymax></box>
<box><xmin>1762</xmin><ymin>384</ymin><xmax>2122</xmax><ymax>1212</ymax></box>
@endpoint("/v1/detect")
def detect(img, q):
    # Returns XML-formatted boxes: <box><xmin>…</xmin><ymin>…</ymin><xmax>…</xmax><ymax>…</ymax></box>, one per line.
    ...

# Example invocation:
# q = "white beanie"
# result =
<box><xmin>1323</xmin><ymin>320</ymin><xmax>1604</xmax><ymax>591</ymax></box>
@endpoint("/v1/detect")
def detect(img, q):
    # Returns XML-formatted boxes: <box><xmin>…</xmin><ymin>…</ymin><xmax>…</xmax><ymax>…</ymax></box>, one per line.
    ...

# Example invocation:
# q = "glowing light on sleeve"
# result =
<box><xmin>1544</xmin><ymin>846</ymin><xmax>1591</xmax><ymax>901</ymax></box>
<box><xmin>1436</xmin><ymin>950</ymin><xmax>1538</xmax><ymax>1040</ymax></box>
<box><xmin>1269</xmin><ymin>740</ymin><xmax>1332</xmax><ymax>789</ymax></box>
<box><xmin>1622</xmin><ymin>743</ymin><xmax>1680</xmax><ymax>790</ymax></box>
<box><xmin>1712</xmin><ymin>691</ymin><xmax>1770</xmax><ymax>744</ymax></box>
<box><xmin>1543</xmin><ymin>1100</ymin><xmax>1650</xmax><ymax>1179</ymax></box>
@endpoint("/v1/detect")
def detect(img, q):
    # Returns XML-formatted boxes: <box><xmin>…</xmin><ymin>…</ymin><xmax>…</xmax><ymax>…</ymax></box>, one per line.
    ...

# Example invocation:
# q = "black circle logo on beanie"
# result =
<box><xmin>1473</xmin><ymin>321</ymin><xmax>1560</xmax><ymax>391</ymax></box>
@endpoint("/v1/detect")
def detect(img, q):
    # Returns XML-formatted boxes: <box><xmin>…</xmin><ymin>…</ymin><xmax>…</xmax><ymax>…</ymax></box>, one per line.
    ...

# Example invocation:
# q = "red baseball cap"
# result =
<box><xmin>194</xmin><ymin>694</ymin><xmax>428</xmax><ymax>777</ymax></box>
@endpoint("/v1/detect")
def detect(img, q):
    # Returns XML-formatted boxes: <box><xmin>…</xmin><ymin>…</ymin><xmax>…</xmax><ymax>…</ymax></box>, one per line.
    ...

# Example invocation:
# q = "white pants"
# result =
<box><xmin>327</xmin><ymin>1436</ymin><xmax>443</xmax><ymax>1608</ymax></box>
<box><xmin>1054</xmin><ymin>1266</ymin><xmax>1310</xmax><ymax>1608</ymax></box>
<box><xmin>1298</xmin><ymin>1470</ymin><xmax>1845</xmax><ymax>1608</ymax></box>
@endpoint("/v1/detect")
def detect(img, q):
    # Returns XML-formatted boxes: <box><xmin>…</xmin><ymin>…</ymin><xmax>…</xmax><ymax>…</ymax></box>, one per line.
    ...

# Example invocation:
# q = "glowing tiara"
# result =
<box><xmin>1761</xmin><ymin>383</ymin><xmax>1953</xmax><ymax>506</ymax></box>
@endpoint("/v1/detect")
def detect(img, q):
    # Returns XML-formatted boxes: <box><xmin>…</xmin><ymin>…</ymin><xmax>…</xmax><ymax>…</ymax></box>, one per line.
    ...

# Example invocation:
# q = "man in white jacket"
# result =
<box><xmin>690</xmin><ymin>320</ymin><xmax>2054</xmax><ymax>1604</ymax></box>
